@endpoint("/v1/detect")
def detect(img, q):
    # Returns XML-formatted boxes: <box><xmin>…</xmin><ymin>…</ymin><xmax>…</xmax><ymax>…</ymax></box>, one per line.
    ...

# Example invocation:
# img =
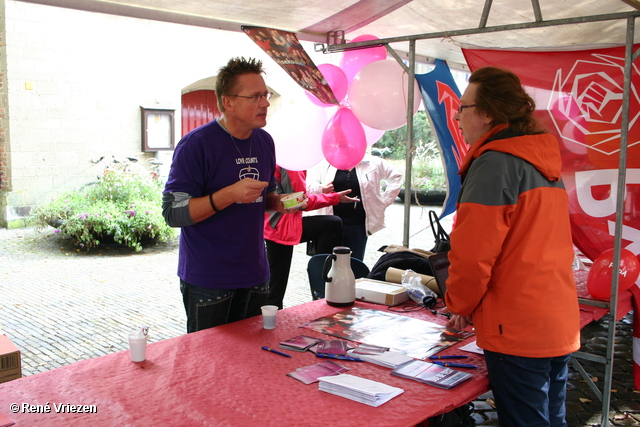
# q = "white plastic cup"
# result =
<box><xmin>261</xmin><ymin>305</ymin><xmax>278</xmax><ymax>329</ymax></box>
<box><xmin>128</xmin><ymin>334</ymin><xmax>147</xmax><ymax>362</ymax></box>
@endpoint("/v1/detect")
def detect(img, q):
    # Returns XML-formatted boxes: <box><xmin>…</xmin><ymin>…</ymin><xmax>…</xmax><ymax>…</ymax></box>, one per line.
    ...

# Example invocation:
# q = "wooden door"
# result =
<box><xmin>181</xmin><ymin>90</ymin><xmax>220</xmax><ymax>136</ymax></box>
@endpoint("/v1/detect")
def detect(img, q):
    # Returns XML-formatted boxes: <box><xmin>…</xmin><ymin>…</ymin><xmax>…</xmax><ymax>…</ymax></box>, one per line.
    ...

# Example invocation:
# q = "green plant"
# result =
<box><xmin>411</xmin><ymin>140</ymin><xmax>447</xmax><ymax>191</ymax></box>
<box><xmin>374</xmin><ymin>112</ymin><xmax>447</xmax><ymax>191</ymax></box>
<box><xmin>33</xmin><ymin>167</ymin><xmax>175</xmax><ymax>251</ymax></box>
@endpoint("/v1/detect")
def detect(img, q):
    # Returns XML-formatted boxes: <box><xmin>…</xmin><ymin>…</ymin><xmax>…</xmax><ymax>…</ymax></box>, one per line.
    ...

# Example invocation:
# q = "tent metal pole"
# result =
<box><xmin>403</xmin><ymin>39</ymin><xmax>416</xmax><ymax>247</ymax></box>
<box><xmin>478</xmin><ymin>0</ymin><xmax>493</xmax><ymax>29</ymax></box>
<box><xmin>531</xmin><ymin>0</ymin><xmax>543</xmax><ymax>22</ymax></box>
<box><xmin>321</xmin><ymin>11</ymin><xmax>640</xmax><ymax>53</ymax></box>
<box><xmin>600</xmin><ymin>13</ymin><xmax>635</xmax><ymax>427</ymax></box>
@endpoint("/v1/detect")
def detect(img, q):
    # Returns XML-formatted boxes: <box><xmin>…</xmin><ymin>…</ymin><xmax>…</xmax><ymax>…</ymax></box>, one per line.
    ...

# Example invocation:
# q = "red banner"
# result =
<box><xmin>462</xmin><ymin>46</ymin><xmax>640</xmax><ymax>264</ymax></box>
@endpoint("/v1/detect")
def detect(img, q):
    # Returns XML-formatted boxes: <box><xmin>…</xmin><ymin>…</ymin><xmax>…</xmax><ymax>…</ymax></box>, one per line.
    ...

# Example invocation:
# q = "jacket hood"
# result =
<box><xmin>459</xmin><ymin>124</ymin><xmax>563</xmax><ymax>182</ymax></box>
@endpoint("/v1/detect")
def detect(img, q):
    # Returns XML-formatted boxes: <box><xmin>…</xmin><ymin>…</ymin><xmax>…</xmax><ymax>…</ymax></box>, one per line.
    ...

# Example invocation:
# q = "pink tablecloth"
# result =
<box><xmin>0</xmin><ymin>300</ymin><xmax>490</xmax><ymax>427</ymax></box>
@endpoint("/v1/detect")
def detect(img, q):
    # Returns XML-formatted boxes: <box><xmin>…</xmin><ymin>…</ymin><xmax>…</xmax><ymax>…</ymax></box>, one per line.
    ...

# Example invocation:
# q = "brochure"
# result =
<box><xmin>318</xmin><ymin>373</ymin><xmax>404</xmax><ymax>407</ymax></box>
<box><xmin>314</xmin><ymin>340</ymin><xmax>353</xmax><ymax>355</ymax></box>
<box><xmin>279</xmin><ymin>335</ymin><xmax>323</xmax><ymax>352</ymax></box>
<box><xmin>347</xmin><ymin>349</ymin><xmax>414</xmax><ymax>369</ymax></box>
<box><xmin>390</xmin><ymin>359</ymin><xmax>473</xmax><ymax>389</ymax></box>
<box><xmin>287</xmin><ymin>360</ymin><xmax>349</xmax><ymax>385</ymax></box>
<box><xmin>350</xmin><ymin>343</ymin><xmax>389</xmax><ymax>355</ymax></box>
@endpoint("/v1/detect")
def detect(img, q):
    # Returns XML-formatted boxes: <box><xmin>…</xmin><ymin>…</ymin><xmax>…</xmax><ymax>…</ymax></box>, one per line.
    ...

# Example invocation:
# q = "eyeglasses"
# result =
<box><xmin>229</xmin><ymin>92</ymin><xmax>273</xmax><ymax>102</ymax></box>
<box><xmin>457</xmin><ymin>104</ymin><xmax>477</xmax><ymax>113</ymax></box>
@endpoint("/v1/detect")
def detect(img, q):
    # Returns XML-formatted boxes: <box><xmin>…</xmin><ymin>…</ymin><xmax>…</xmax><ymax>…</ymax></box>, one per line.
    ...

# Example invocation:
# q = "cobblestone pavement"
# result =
<box><xmin>0</xmin><ymin>202</ymin><xmax>638</xmax><ymax>426</ymax></box>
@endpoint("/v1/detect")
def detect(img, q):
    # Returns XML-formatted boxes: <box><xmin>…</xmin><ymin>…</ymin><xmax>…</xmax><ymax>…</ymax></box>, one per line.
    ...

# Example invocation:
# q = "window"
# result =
<box><xmin>141</xmin><ymin>107</ymin><xmax>175</xmax><ymax>152</ymax></box>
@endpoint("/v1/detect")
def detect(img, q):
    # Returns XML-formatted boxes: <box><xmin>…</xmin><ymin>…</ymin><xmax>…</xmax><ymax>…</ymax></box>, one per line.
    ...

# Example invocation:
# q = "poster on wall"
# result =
<box><xmin>242</xmin><ymin>26</ymin><xmax>339</xmax><ymax>105</ymax></box>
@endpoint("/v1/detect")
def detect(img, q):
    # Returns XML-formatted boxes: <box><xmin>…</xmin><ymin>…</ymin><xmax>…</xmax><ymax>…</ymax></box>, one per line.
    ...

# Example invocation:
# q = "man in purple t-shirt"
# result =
<box><xmin>162</xmin><ymin>57</ymin><xmax>295</xmax><ymax>333</ymax></box>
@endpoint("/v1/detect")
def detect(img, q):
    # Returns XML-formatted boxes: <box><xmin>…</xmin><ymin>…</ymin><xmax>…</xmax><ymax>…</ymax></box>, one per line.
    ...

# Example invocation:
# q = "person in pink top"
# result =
<box><xmin>264</xmin><ymin>167</ymin><xmax>358</xmax><ymax>308</ymax></box>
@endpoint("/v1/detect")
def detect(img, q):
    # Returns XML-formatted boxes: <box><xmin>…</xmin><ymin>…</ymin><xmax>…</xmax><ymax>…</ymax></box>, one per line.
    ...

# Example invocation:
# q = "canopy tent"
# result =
<box><xmin>21</xmin><ymin>0</ymin><xmax>639</xmax><ymax>241</ymax></box>
<box><xmin>18</xmin><ymin>0</ymin><xmax>640</xmax><ymax>424</ymax></box>
<box><xmin>18</xmin><ymin>0</ymin><xmax>640</xmax><ymax>71</ymax></box>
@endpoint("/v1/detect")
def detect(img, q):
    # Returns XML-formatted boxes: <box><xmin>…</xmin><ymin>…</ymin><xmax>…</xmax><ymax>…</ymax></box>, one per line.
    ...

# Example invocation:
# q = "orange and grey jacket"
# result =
<box><xmin>445</xmin><ymin>124</ymin><xmax>581</xmax><ymax>358</ymax></box>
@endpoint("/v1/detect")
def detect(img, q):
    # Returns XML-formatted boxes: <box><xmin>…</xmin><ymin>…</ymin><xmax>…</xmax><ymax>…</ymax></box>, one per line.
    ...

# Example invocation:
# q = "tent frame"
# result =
<box><xmin>316</xmin><ymin>2</ymin><xmax>640</xmax><ymax>425</ymax></box>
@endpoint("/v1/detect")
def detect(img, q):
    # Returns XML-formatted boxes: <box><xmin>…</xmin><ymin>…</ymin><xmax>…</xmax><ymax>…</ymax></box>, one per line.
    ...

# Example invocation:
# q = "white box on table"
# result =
<box><xmin>355</xmin><ymin>278</ymin><xmax>409</xmax><ymax>306</ymax></box>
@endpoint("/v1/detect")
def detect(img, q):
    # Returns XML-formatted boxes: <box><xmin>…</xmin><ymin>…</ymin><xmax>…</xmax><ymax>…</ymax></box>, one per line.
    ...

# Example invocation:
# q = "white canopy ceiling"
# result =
<box><xmin>19</xmin><ymin>0</ymin><xmax>640</xmax><ymax>70</ymax></box>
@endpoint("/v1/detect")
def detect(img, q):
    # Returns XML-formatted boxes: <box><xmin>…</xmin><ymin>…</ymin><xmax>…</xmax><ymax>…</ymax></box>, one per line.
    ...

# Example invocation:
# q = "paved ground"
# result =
<box><xmin>0</xmin><ymin>201</ymin><xmax>638</xmax><ymax>426</ymax></box>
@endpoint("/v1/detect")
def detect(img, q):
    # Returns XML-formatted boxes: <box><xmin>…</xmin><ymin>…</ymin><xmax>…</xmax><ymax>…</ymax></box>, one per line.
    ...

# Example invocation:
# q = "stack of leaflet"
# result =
<box><xmin>287</xmin><ymin>360</ymin><xmax>349</xmax><ymax>385</ymax></box>
<box><xmin>390</xmin><ymin>360</ymin><xmax>472</xmax><ymax>389</ymax></box>
<box><xmin>279</xmin><ymin>335</ymin><xmax>323</xmax><ymax>352</ymax></box>
<box><xmin>347</xmin><ymin>349</ymin><xmax>414</xmax><ymax>369</ymax></box>
<box><xmin>317</xmin><ymin>373</ymin><xmax>404</xmax><ymax>407</ymax></box>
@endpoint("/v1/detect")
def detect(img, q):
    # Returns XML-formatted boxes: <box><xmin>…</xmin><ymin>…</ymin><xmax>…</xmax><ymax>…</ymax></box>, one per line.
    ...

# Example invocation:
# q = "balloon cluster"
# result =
<box><xmin>267</xmin><ymin>35</ymin><xmax>422</xmax><ymax>171</ymax></box>
<box><xmin>586</xmin><ymin>248</ymin><xmax>640</xmax><ymax>300</ymax></box>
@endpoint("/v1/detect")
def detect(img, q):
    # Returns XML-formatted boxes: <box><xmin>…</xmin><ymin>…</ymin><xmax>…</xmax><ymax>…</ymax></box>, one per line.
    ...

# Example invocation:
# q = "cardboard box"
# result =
<box><xmin>0</xmin><ymin>334</ymin><xmax>21</xmax><ymax>384</ymax></box>
<box><xmin>355</xmin><ymin>278</ymin><xmax>409</xmax><ymax>306</ymax></box>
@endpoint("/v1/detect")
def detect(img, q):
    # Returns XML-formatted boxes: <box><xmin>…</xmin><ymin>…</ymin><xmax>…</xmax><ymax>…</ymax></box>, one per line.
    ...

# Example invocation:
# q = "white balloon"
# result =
<box><xmin>349</xmin><ymin>60</ymin><xmax>422</xmax><ymax>131</ymax></box>
<box><xmin>265</xmin><ymin>103</ymin><xmax>329</xmax><ymax>171</ymax></box>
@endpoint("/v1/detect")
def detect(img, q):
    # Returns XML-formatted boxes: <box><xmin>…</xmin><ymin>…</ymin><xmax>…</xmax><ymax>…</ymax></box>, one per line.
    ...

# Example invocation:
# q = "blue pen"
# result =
<box><xmin>432</xmin><ymin>360</ymin><xmax>477</xmax><ymax>369</ymax></box>
<box><xmin>261</xmin><ymin>346</ymin><xmax>292</xmax><ymax>358</ymax></box>
<box><xmin>316</xmin><ymin>353</ymin><xmax>365</xmax><ymax>362</ymax></box>
<box><xmin>429</xmin><ymin>355</ymin><xmax>469</xmax><ymax>360</ymax></box>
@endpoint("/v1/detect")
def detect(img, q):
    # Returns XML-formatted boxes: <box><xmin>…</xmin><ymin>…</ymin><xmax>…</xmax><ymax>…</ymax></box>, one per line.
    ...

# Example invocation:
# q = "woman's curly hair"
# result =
<box><xmin>469</xmin><ymin>67</ymin><xmax>545</xmax><ymax>135</ymax></box>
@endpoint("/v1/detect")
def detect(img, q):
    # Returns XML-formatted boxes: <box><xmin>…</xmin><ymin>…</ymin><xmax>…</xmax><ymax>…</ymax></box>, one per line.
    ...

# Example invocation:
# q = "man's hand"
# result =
<box><xmin>231</xmin><ymin>179</ymin><xmax>269</xmax><ymax>203</ymax></box>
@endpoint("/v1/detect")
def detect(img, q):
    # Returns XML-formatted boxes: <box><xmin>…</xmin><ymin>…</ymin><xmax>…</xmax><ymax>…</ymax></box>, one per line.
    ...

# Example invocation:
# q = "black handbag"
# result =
<box><xmin>429</xmin><ymin>210</ymin><xmax>450</xmax><ymax>253</ymax></box>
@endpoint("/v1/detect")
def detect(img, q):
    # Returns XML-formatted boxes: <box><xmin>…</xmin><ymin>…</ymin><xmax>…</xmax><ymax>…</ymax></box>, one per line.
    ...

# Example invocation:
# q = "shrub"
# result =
<box><xmin>373</xmin><ymin>112</ymin><xmax>447</xmax><ymax>192</ymax></box>
<box><xmin>33</xmin><ymin>167</ymin><xmax>175</xmax><ymax>251</ymax></box>
<box><xmin>411</xmin><ymin>141</ymin><xmax>447</xmax><ymax>191</ymax></box>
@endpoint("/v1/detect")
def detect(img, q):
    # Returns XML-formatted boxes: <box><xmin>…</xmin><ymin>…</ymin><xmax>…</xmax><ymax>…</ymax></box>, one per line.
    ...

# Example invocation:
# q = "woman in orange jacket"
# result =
<box><xmin>445</xmin><ymin>67</ymin><xmax>580</xmax><ymax>427</ymax></box>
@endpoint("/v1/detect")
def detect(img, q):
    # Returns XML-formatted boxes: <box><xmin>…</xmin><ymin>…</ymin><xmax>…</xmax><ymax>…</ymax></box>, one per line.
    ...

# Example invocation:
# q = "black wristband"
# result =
<box><xmin>209</xmin><ymin>193</ymin><xmax>219</xmax><ymax>213</ymax></box>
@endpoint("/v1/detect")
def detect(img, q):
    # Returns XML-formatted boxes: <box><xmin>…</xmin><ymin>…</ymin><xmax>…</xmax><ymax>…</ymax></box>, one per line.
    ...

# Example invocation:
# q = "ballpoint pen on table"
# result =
<box><xmin>316</xmin><ymin>353</ymin><xmax>365</xmax><ymax>362</ymax></box>
<box><xmin>432</xmin><ymin>360</ymin><xmax>477</xmax><ymax>369</ymax></box>
<box><xmin>429</xmin><ymin>355</ymin><xmax>468</xmax><ymax>360</ymax></box>
<box><xmin>261</xmin><ymin>346</ymin><xmax>292</xmax><ymax>358</ymax></box>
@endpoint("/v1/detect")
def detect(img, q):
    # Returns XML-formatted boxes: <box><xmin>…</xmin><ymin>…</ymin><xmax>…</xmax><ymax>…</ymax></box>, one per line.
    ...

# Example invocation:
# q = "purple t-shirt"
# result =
<box><xmin>164</xmin><ymin>120</ymin><xmax>276</xmax><ymax>289</ymax></box>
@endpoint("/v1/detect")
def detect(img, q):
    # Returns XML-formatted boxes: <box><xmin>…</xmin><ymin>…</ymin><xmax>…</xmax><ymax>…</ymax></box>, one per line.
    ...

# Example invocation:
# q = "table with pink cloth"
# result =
<box><xmin>0</xmin><ymin>300</ymin><xmax>490</xmax><ymax>427</ymax></box>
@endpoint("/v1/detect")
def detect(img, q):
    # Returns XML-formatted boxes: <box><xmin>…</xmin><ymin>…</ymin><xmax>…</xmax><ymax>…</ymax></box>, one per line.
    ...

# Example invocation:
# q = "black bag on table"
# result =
<box><xmin>367</xmin><ymin>250</ymin><xmax>434</xmax><ymax>281</ymax></box>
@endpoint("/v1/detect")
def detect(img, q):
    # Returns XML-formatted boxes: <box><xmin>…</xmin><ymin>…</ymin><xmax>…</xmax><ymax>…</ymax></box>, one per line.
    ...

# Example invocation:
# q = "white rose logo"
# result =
<box><xmin>548</xmin><ymin>53</ymin><xmax>640</xmax><ymax>168</ymax></box>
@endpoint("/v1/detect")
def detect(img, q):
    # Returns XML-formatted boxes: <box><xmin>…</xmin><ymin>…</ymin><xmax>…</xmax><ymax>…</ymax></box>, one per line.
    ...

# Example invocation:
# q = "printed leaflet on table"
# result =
<box><xmin>317</xmin><ymin>373</ymin><xmax>404</xmax><ymax>407</ymax></box>
<box><xmin>279</xmin><ymin>335</ymin><xmax>323</xmax><ymax>352</ymax></box>
<box><xmin>390</xmin><ymin>359</ymin><xmax>473</xmax><ymax>389</ymax></box>
<box><xmin>287</xmin><ymin>360</ymin><xmax>349</xmax><ymax>385</ymax></box>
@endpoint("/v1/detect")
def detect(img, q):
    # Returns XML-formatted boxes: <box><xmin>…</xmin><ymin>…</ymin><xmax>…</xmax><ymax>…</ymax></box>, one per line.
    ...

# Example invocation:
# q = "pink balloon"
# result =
<box><xmin>305</xmin><ymin>64</ymin><xmax>349</xmax><ymax>107</ymax></box>
<box><xmin>339</xmin><ymin>35</ymin><xmax>387</xmax><ymax>84</ymax></box>
<box><xmin>322</xmin><ymin>107</ymin><xmax>367</xmax><ymax>170</ymax></box>
<box><xmin>362</xmin><ymin>123</ymin><xmax>386</xmax><ymax>146</ymax></box>
<box><xmin>349</xmin><ymin>60</ymin><xmax>422</xmax><ymax>130</ymax></box>
<box><xmin>265</xmin><ymin>103</ymin><xmax>328</xmax><ymax>171</ymax></box>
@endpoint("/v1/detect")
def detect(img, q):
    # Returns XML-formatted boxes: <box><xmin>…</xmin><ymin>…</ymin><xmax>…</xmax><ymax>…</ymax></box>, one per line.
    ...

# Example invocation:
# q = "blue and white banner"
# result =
<box><xmin>415</xmin><ymin>60</ymin><xmax>467</xmax><ymax>219</ymax></box>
